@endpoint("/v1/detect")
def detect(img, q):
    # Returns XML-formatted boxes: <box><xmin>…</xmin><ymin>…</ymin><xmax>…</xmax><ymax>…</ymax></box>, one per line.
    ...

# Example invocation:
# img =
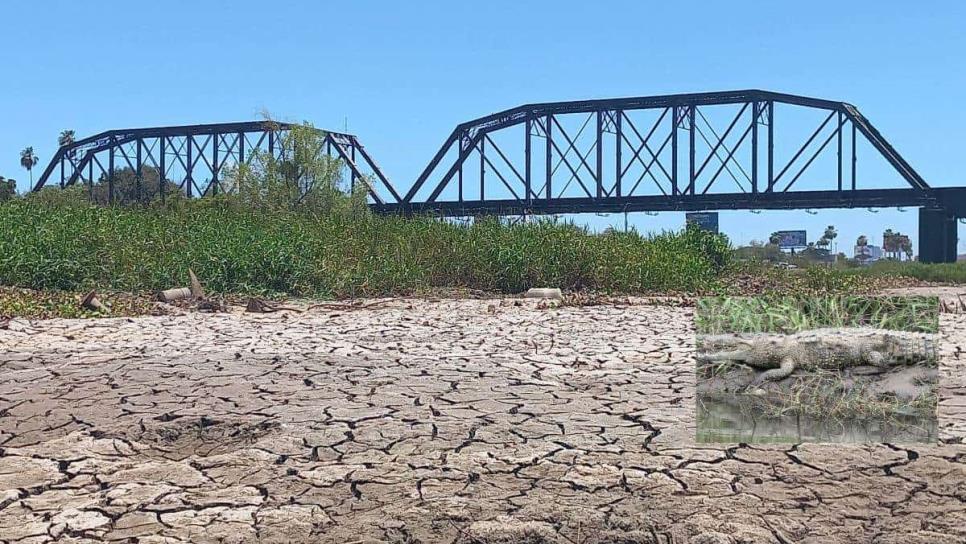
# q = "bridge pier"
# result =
<box><xmin>918</xmin><ymin>208</ymin><xmax>958</xmax><ymax>263</ymax></box>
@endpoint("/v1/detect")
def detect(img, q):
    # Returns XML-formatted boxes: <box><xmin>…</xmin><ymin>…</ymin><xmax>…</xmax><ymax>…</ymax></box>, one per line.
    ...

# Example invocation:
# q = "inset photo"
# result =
<box><xmin>696</xmin><ymin>296</ymin><xmax>939</xmax><ymax>444</ymax></box>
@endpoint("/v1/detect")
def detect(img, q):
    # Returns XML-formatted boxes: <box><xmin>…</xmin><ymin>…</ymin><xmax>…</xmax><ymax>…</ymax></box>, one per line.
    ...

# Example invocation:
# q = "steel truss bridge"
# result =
<box><xmin>31</xmin><ymin>90</ymin><xmax>965</xmax><ymax>262</ymax></box>
<box><xmin>32</xmin><ymin>121</ymin><xmax>401</xmax><ymax>204</ymax></box>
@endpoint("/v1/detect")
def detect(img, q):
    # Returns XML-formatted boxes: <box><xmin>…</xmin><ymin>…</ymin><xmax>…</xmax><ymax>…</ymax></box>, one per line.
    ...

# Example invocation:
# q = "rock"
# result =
<box><xmin>524</xmin><ymin>288</ymin><xmax>563</xmax><ymax>300</ymax></box>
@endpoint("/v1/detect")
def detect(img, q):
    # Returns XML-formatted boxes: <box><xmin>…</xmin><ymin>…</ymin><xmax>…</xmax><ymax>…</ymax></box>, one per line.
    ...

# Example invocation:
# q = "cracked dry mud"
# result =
<box><xmin>1</xmin><ymin>299</ymin><xmax>964</xmax><ymax>543</ymax></box>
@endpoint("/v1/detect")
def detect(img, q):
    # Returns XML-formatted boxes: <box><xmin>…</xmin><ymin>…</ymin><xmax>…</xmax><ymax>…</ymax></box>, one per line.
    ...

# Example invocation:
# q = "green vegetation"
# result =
<box><xmin>0</xmin><ymin>176</ymin><xmax>15</xmax><ymax>201</ymax></box>
<box><xmin>0</xmin><ymin>120</ymin><xmax>735</xmax><ymax>299</ymax></box>
<box><xmin>847</xmin><ymin>260</ymin><xmax>966</xmax><ymax>284</ymax></box>
<box><xmin>696</xmin><ymin>295</ymin><xmax>939</xmax><ymax>334</ymax></box>
<box><xmin>0</xmin><ymin>199</ymin><xmax>730</xmax><ymax>298</ymax></box>
<box><xmin>4</xmin><ymin>119</ymin><xmax>966</xmax><ymax>307</ymax></box>
<box><xmin>0</xmin><ymin>287</ymin><xmax>158</xmax><ymax>319</ymax></box>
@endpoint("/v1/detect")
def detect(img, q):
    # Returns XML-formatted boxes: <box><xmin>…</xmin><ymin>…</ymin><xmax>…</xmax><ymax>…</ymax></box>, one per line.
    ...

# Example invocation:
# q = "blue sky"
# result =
<box><xmin>2</xmin><ymin>1</ymin><xmax>964</xmax><ymax>254</ymax></box>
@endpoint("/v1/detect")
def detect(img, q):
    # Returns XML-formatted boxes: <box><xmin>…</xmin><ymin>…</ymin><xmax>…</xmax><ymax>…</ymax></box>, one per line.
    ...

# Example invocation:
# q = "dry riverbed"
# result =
<box><xmin>1</xmin><ymin>298</ymin><xmax>965</xmax><ymax>543</ymax></box>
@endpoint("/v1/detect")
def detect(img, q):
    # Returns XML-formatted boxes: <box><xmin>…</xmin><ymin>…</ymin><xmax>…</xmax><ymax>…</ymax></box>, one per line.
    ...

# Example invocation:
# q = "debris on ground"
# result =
<box><xmin>305</xmin><ymin>299</ymin><xmax>394</xmax><ymax>312</ymax></box>
<box><xmin>245</xmin><ymin>297</ymin><xmax>303</xmax><ymax>313</ymax></box>
<box><xmin>81</xmin><ymin>291</ymin><xmax>108</xmax><ymax>312</ymax></box>
<box><xmin>189</xmin><ymin>268</ymin><xmax>205</xmax><ymax>299</ymax></box>
<box><xmin>157</xmin><ymin>287</ymin><xmax>193</xmax><ymax>303</ymax></box>
<box><xmin>196</xmin><ymin>298</ymin><xmax>228</xmax><ymax>313</ymax></box>
<box><xmin>524</xmin><ymin>287</ymin><xmax>563</xmax><ymax>300</ymax></box>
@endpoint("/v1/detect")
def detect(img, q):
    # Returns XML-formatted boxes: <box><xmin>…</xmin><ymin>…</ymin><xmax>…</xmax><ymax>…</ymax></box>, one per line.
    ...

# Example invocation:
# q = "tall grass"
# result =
<box><xmin>0</xmin><ymin>200</ymin><xmax>731</xmax><ymax>297</ymax></box>
<box><xmin>696</xmin><ymin>295</ymin><xmax>939</xmax><ymax>334</ymax></box>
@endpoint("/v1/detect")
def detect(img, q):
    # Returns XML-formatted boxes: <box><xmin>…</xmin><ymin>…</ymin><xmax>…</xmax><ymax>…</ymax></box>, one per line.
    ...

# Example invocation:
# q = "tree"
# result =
<box><xmin>768</xmin><ymin>232</ymin><xmax>782</xmax><ymax>246</ymax></box>
<box><xmin>221</xmin><ymin>118</ymin><xmax>367</xmax><ymax>214</ymax></box>
<box><xmin>0</xmin><ymin>176</ymin><xmax>16</xmax><ymax>201</ymax></box>
<box><xmin>823</xmin><ymin>225</ymin><xmax>837</xmax><ymax>245</ymax></box>
<box><xmin>19</xmin><ymin>147</ymin><xmax>39</xmax><ymax>185</ymax></box>
<box><xmin>92</xmin><ymin>165</ymin><xmax>181</xmax><ymax>205</ymax></box>
<box><xmin>856</xmin><ymin>235</ymin><xmax>868</xmax><ymax>247</ymax></box>
<box><xmin>901</xmin><ymin>237</ymin><xmax>913</xmax><ymax>260</ymax></box>
<box><xmin>816</xmin><ymin>225</ymin><xmax>837</xmax><ymax>250</ymax></box>
<box><xmin>58</xmin><ymin>130</ymin><xmax>75</xmax><ymax>148</ymax></box>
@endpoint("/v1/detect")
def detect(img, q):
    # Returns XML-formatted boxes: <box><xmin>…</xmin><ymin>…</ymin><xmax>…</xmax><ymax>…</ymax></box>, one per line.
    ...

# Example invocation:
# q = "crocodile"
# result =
<box><xmin>696</xmin><ymin>327</ymin><xmax>938</xmax><ymax>383</ymax></box>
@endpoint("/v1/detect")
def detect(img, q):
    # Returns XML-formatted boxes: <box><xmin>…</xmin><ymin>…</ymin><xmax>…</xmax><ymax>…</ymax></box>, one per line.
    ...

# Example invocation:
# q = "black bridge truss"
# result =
<box><xmin>29</xmin><ymin>90</ymin><xmax>966</xmax><ymax>261</ymax></box>
<box><xmin>32</xmin><ymin>121</ymin><xmax>402</xmax><ymax>204</ymax></box>
<box><xmin>374</xmin><ymin>89</ymin><xmax>965</xmax><ymax>217</ymax></box>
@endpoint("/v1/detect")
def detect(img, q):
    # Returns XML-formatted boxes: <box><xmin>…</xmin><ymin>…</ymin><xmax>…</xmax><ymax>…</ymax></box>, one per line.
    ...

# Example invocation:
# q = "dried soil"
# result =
<box><xmin>0</xmin><ymin>298</ymin><xmax>964</xmax><ymax>543</ymax></box>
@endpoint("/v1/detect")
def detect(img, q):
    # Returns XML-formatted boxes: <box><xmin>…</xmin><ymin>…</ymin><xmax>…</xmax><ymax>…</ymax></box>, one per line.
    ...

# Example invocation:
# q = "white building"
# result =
<box><xmin>854</xmin><ymin>244</ymin><xmax>883</xmax><ymax>264</ymax></box>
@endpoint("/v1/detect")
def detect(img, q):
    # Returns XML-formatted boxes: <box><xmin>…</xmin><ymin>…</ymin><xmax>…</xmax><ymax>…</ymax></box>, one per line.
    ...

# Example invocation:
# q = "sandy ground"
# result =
<box><xmin>0</xmin><ymin>298</ymin><xmax>964</xmax><ymax>543</ymax></box>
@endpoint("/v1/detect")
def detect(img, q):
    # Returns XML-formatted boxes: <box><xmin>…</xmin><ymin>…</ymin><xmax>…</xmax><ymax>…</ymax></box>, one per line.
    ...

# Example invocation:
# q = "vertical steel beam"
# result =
<box><xmin>596</xmin><ymin>111</ymin><xmax>603</xmax><ymax>199</ymax></box>
<box><xmin>919</xmin><ymin>208</ymin><xmax>958</xmax><ymax>263</ymax></box>
<box><xmin>458</xmin><ymin>138</ymin><xmax>464</xmax><ymax>203</ymax></box>
<box><xmin>545</xmin><ymin>115</ymin><xmax>553</xmax><ymax>199</ymax></box>
<box><xmin>108</xmin><ymin>143</ymin><xmax>115</xmax><ymax>204</ymax></box>
<box><xmin>88</xmin><ymin>158</ymin><xmax>94</xmax><ymax>201</ymax></box>
<box><xmin>615</xmin><ymin>111</ymin><xmax>623</xmax><ymax>197</ymax></box>
<box><xmin>751</xmin><ymin>101</ymin><xmax>759</xmax><ymax>194</ymax></box>
<box><xmin>59</xmin><ymin>160</ymin><xmax>65</xmax><ymax>188</ymax></box>
<box><xmin>238</xmin><ymin>133</ymin><xmax>245</xmax><ymax>163</ymax></box>
<box><xmin>479</xmin><ymin>137</ymin><xmax>485</xmax><ymax>201</ymax></box>
<box><xmin>524</xmin><ymin>116</ymin><xmax>532</xmax><ymax>205</ymax></box>
<box><xmin>767</xmin><ymin>101</ymin><xmax>774</xmax><ymax>192</ymax></box>
<box><xmin>671</xmin><ymin>107</ymin><xmax>678</xmax><ymax>195</ymax></box>
<box><xmin>160</xmin><ymin>137</ymin><xmax>167</xmax><ymax>203</ymax></box>
<box><xmin>268</xmin><ymin>130</ymin><xmax>275</xmax><ymax>156</ymax></box>
<box><xmin>186</xmin><ymin>136</ymin><xmax>194</xmax><ymax>198</ymax></box>
<box><xmin>688</xmin><ymin>106</ymin><xmax>695</xmax><ymax>195</ymax></box>
<box><xmin>136</xmin><ymin>138</ymin><xmax>143</xmax><ymax>202</ymax></box>
<box><xmin>836</xmin><ymin>112</ymin><xmax>843</xmax><ymax>192</ymax></box>
<box><xmin>212</xmin><ymin>136</ymin><xmax>219</xmax><ymax>196</ymax></box>
<box><xmin>851</xmin><ymin>122</ymin><xmax>857</xmax><ymax>191</ymax></box>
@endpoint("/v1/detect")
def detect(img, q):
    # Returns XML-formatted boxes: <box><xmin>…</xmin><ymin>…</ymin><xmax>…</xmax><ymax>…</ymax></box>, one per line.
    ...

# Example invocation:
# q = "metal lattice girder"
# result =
<box><xmin>374</xmin><ymin>187</ymin><xmax>966</xmax><ymax>217</ymax></box>
<box><xmin>32</xmin><ymin>90</ymin><xmax>951</xmax><ymax>218</ymax></box>
<box><xmin>32</xmin><ymin>121</ymin><xmax>401</xmax><ymax>204</ymax></box>
<box><xmin>394</xmin><ymin>89</ymin><xmax>935</xmax><ymax>216</ymax></box>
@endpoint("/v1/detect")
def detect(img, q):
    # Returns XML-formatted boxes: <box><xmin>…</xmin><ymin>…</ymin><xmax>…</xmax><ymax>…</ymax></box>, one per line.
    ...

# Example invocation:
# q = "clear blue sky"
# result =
<box><xmin>2</xmin><ymin>1</ymin><xmax>964</xmax><ymax>254</ymax></box>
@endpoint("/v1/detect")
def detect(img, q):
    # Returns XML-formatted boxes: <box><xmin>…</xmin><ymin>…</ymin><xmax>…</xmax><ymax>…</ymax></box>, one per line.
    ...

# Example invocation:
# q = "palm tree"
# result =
<box><xmin>59</xmin><ymin>130</ymin><xmax>76</xmax><ymax>159</ymax></box>
<box><xmin>58</xmin><ymin>130</ymin><xmax>75</xmax><ymax>147</ymax></box>
<box><xmin>20</xmin><ymin>147</ymin><xmax>39</xmax><ymax>185</ymax></box>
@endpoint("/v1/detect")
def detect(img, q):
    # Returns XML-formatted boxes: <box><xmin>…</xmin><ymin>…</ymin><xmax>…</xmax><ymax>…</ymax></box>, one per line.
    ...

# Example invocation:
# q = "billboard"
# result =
<box><xmin>685</xmin><ymin>212</ymin><xmax>719</xmax><ymax>233</ymax></box>
<box><xmin>774</xmin><ymin>230</ymin><xmax>807</xmax><ymax>249</ymax></box>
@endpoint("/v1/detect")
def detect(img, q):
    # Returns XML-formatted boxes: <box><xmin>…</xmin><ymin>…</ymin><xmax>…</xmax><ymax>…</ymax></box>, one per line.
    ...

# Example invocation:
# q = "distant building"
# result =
<box><xmin>854</xmin><ymin>244</ymin><xmax>883</xmax><ymax>265</ymax></box>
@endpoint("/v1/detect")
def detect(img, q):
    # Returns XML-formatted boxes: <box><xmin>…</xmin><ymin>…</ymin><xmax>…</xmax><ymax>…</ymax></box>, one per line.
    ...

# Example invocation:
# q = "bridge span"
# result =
<box><xmin>31</xmin><ymin>90</ymin><xmax>964</xmax><ymax>262</ymax></box>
